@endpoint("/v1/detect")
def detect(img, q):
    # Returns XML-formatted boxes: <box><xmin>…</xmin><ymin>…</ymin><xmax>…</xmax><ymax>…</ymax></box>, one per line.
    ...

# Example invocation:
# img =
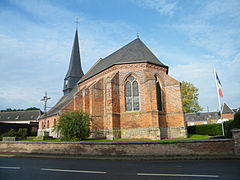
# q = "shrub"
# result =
<box><xmin>224</xmin><ymin>115</ymin><xmax>240</xmax><ymax>138</ymax></box>
<box><xmin>187</xmin><ymin>126</ymin><xmax>196</xmax><ymax>134</ymax></box>
<box><xmin>187</xmin><ymin>124</ymin><xmax>222</xmax><ymax>136</ymax></box>
<box><xmin>187</xmin><ymin>114</ymin><xmax>240</xmax><ymax>138</ymax></box>
<box><xmin>17</xmin><ymin>128</ymin><xmax>27</xmax><ymax>139</ymax></box>
<box><xmin>195</xmin><ymin>124</ymin><xmax>222</xmax><ymax>136</ymax></box>
<box><xmin>7</xmin><ymin>129</ymin><xmax>17</xmax><ymax>137</ymax></box>
<box><xmin>53</xmin><ymin>111</ymin><xmax>91</xmax><ymax>141</ymax></box>
<box><xmin>234</xmin><ymin>112</ymin><xmax>240</xmax><ymax>121</ymax></box>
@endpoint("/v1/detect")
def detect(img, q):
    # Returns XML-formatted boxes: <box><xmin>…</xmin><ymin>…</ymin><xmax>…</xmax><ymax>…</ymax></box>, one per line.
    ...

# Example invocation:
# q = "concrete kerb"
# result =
<box><xmin>0</xmin><ymin>153</ymin><xmax>239</xmax><ymax>160</ymax></box>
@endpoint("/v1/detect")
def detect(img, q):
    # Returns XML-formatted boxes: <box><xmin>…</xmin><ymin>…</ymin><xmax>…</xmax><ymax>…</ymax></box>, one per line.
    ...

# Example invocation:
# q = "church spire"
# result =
<box><xmin>63</xmin><ymin>29</ymin><xmax>84</xmax><ymax>95</ymax></box>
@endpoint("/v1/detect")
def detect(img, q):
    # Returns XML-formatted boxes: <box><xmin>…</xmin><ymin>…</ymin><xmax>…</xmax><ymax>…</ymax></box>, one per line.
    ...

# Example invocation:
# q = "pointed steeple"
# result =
<box><xmin>63</xmin><ymin>29</ymin><xmax>84</xmax><ymax>95</ymax></box>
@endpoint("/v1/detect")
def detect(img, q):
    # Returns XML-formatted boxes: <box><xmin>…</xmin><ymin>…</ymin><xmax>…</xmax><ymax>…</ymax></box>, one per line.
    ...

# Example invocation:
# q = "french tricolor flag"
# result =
<box><xmin>216</xmin><ymin>72</ymin><xmax>223</xmax><ymax>98</ymax></box>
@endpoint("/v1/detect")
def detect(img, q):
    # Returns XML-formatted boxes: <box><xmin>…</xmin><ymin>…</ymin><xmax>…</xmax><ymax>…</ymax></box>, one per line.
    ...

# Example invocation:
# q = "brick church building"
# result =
<box><xmin>38</xmin><ymin>29</ymin><xmax>187</xmax><ymax>140</ymax></box>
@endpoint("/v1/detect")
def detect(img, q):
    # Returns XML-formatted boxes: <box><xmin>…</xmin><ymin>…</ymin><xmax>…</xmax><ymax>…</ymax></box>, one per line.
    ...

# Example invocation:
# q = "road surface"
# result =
<box><xmin>0</xmin><ymin>157</ymin><xmax>240</xmax><ymax>179</ymax></box>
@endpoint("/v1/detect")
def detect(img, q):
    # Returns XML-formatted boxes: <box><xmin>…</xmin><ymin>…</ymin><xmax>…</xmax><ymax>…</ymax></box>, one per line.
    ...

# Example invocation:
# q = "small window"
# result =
<box><xmin>65</xmin><ymin>80</ymin><xmax>68</xmax><ymax>87</ymax></box>
<box><xmin>47</xmin><ymin>120</ymin><xmax>49</xmax><ymax>128</ymax></box>
<box><xmin>125</xmin><ymin>75</ymin><xmax>140</xmax><ymax>111</ymax></box>
<box><xmin>156</xmin><ymin>77</ymin><xmax>163</xmax><ymax>111</ymax></box>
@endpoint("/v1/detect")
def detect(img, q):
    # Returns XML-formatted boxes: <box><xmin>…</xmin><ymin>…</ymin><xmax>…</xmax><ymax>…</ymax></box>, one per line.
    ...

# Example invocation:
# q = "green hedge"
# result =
<box><xmin>224</xmin><ymin>112</ymin><xmax>240</xmax><ymax>138</ymax></box>
<box><xmin>187</xmin><ymin>112</ymin><xmax>240</xmax><ymax>137</ymax></box>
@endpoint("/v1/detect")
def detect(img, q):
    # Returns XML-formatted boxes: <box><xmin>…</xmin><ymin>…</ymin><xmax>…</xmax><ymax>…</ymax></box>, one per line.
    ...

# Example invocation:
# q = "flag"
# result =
<box><xmin>215</xmin><ymin>72</ymin><xmax>223</xmax><ymax>98</ymax></box>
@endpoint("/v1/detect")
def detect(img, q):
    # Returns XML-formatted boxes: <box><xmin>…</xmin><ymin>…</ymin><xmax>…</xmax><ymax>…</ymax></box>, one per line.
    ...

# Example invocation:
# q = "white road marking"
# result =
<box><xmin>137</xmin><ymin>173</ymin><xmax>219</xmax><ymax>178</ymax></box>
<box><xmin>0</xmin><ymin>167</ymin><xmax>21</xmax><ymax>170</ymax></box>
<box><xmin>40</xmin><ymin>168</ymin><xmax>107</xmax><ymax>174</ymax></box>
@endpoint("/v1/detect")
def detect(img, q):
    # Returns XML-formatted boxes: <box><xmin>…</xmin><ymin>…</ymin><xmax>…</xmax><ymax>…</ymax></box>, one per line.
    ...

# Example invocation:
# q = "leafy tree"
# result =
<box><xmin>25</xmin><ymin>107</ymin><xmax>40</xmax><ymax>111</ymax></box>
<box><xmin>0</xmin><ymin>107</ymin><xmax>40</xmax><ymax>112</ymax></box>
<box><xmin>181</xmin><ymin>81</ymin><xmax>203</xmax><ymax>113</ymax></box>
<box><xmin>53</xmin><ymin>111</ymin><xmax>91</xmax><ymax>141</ymax></box>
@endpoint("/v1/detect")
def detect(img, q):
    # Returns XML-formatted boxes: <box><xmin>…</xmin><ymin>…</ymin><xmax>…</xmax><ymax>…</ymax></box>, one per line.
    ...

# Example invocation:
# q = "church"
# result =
<box><xmin>38</xmin><ymin>29</ymin><xmax>187</xmax><ymax>140</ymax></box>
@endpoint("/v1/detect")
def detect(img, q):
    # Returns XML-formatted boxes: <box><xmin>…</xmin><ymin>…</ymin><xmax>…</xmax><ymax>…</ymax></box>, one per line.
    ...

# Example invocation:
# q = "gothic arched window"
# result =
<box><xmin>125</xmin><ymin>75</ymin><xmax>140</xmax><ymax>111</ymax></box>
<box><xmin>156</xmin><ymin>77</ymin><xmax>163</xmax><ymax>111</ymax></box>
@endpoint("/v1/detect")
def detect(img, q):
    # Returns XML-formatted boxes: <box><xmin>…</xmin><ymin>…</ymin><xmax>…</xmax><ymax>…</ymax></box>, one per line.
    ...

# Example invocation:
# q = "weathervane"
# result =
<box><xmin>137</xmin><ymin>32</ymin><xmax>139</xmax><ymax>38</ymax></box>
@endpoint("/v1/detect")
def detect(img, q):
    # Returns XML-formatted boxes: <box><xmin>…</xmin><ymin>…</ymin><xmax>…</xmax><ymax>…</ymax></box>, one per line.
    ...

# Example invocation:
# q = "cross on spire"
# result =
<box><xmin>75</xmin><ymin>17</ymin><xmax>79</xmax><ymax>29</ymax></box>
<box><xmin>137</xmin><ymin>32</ymin><xmax>139</xmax><ymax>38</ymax></box>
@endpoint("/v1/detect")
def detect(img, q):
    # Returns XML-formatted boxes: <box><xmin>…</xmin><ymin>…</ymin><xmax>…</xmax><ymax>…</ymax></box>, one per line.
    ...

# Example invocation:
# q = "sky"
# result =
<box><xmin>0</xmin><ymin>0</ymin><xmax>239</xmax><ymax>112</ymax></box>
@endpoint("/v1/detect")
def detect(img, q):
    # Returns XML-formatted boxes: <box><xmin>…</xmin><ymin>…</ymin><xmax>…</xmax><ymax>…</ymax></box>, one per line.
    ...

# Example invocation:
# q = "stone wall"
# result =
<box><xmin>0</xmin><ymin>139</ymin><xmax>235</xmax><ymax>156</ymax></box>
<box><xmin>232</xmin><ymin>129</ymin><xmax>240</xmax><ymax>155</ymax></box>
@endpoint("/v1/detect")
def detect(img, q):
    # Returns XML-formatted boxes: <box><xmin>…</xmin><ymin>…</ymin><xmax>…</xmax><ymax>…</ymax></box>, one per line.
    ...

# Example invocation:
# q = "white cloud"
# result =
<box><xmin>0</xmin><ymin>0</ymin><xmax>137</xmax><ymax>110</ymax></box>
<box><xmin>174</xmin><ymin>0</ymin><xmax>240</xmax><ymax>59</ymax></box>
<box><xmin>133</xmin><ymin>0</ymin><xmax>177</xmax><ymax>16</ymax></box>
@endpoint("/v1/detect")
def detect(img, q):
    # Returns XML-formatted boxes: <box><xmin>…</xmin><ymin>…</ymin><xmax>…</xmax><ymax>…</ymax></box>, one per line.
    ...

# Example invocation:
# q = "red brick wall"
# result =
<box><xmin>222</xmin><ymin>113</ymin><xmax>234</xmax><ymax>120</ymax></box>
<box><xmin>40</xmin><ymin>62</ymin><xmax>186</xmax><ymax>139</ymax></box>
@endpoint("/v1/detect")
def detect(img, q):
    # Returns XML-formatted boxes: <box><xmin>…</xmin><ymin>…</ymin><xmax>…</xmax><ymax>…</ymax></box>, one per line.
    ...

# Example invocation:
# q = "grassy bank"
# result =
<box><xmin>18</xmin><ymin>134</ymin><xmax>209</xmax><ymax>143</ymax></box>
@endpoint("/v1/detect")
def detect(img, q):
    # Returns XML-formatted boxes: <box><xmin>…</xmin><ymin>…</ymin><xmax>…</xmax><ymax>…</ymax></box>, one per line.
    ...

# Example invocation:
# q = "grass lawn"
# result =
<box><xmin>18</xmin><ymin>134</ymin><xmax>209</xmax><ymax>143</ymax></box>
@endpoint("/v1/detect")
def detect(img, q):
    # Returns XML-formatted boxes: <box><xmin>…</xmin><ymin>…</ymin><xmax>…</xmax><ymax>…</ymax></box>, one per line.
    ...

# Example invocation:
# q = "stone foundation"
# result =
<box><xmin>160</xmin><ymin>126</ymin><xmax>187</xmax><ymax>139</ymax></box>
<box><xmin>120</xmin><ymin>127</ymin><xmax>161</xmax><ymax>140</ymax></box>
<box><xmin>37</xmin><ymin>128</ymin><xmax>59</xmax><ymax>138</ymax></box>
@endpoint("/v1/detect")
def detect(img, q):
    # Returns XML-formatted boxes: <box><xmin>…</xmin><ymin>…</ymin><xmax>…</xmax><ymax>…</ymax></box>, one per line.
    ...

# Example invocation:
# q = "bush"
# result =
<box><xmin>53</xmin><ymin>111</ymin><xmax>91</xmax><ymax>141</ymax></box>
<box><xmin>17</xmin><ymin>128</ymin><xmax>27</xmax><ymax>139</ymax></box>
<box><xmin>195</xmin><ymin>124</ymin><xmax>222</xmax><ymax>136</ymax></box>
<box><xmin>224</xmin><ymin>114</ymin><xmax>240</xmax><ymax>138</ymax></box>
<box><xmin>187</xmin><ymin>126</ymin><xmax>196</xmax><ymax>134</ymax></box>
<box><xmin>187</xmin><ymin>124</ymin><xmax>222</xmax><ymax>136</ymax></box>
<box><xmin>187</xmin><ymin>113</ymin><xmax>240</xmax><ymax>138</ymax></box>
<box><xmin>234</xmin><ymin>112</ymin><xmax>240</xmax><ymax>121</ymax></box>
<box><xmin>7</xmin><ymin>129</ymin><xmax>17</xmax><ymax>137</ymax></box>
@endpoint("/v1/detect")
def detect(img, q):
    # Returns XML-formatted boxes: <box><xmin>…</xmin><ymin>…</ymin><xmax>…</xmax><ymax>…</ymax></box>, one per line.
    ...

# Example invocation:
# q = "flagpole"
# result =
<box><xmin>214</xmin><ymin>68</ymin><xmax>222</xmax><ymax>114</ymax></box>
<box><xmin>214</xmin><ymin>68</ymin><xmax>224</xmax><ymax>136</ymax></box>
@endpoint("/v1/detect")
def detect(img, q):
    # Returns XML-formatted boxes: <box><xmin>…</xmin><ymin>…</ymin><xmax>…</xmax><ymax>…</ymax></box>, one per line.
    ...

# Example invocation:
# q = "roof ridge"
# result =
<box><xmin>78</xmin><ymin>38</ymin><xmax>168</xmax><ymax>84</ymax></box>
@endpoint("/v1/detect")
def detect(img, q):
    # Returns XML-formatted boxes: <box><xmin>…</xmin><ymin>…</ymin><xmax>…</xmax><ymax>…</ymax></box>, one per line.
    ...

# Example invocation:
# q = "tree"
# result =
<box><xmin>0</xmin><ymin>107</ymin><xmax>40</xmax><ymax>112</ymax></box>
<box><xmin>53</xmin><ymin>111</ymin><xmax>91</xmax><ymax>141</ymax></box>
<box><xmin>181</xmin><ymin>81</ymin><xmax>203</xmax><ymax>113</ymax></box>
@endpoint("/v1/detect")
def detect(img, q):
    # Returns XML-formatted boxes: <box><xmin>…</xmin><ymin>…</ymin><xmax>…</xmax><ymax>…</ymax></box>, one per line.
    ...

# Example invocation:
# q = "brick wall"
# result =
<box><xmin>38</xmin><ymin>63</ymin><xmax>187</xmax><ymax>140</ymax></box>
<box><xmin>0</xmin><ymin>139</ymin><xmax>235</xmax><ymax>156</ymax></box>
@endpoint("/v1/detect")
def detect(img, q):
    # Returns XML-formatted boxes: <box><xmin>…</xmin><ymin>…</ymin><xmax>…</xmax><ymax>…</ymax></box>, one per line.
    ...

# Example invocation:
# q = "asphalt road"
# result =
<box><xmin>0</xmin><ymin>157</ymin><xmax>240</xmax><ymax>180</ymax></box>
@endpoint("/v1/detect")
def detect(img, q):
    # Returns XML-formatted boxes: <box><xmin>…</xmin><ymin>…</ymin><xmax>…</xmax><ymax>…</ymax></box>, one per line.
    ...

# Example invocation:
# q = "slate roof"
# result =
<box><xmin>0</xmin><ymin>110</ymin><xmax>41</xmax><ymax>122</ymax></box>
<box><xmin>46</xmin><ymin>37</ymin><xmax>168</xmax><ymax>117</ymax></box>
<box><xmin>65</xmin><ymin>30</ymin><xmax>84</xmax><ymax>79</ymax></box>
<box><xmin>233</xmin><ymin>108</ymin><xmax>240</xmax><ymax>113</ymax></box>
<box><xmin>222</xmin><ymin>103</ymin><xmax>234</xmax><ymax>114</ymax></box>
<box><xmin>78</xmin><ymin>37</ymin><xmax>168</xmax><ymax>83</ymax></box>
<box><xmin>63</xmin><ymin>29</ymin><xmax>84</xmax><ymax>95</ymax></box>
<box><xmin>41</xmin><ymin>86</ymin><xmax>78</xmax><ymax>118</ymax></box>
<box><xmin>185</xmin><ymin>112</ymin><xmax>220</xmax><ymax>122</ymax></box>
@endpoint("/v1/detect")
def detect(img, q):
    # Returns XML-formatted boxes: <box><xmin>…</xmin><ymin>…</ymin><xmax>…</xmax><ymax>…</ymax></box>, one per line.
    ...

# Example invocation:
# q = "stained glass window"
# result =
<box><xmin>125</xmin><ymin>76</ymin><xmax>140</xmax><ymax>111</ymax></box>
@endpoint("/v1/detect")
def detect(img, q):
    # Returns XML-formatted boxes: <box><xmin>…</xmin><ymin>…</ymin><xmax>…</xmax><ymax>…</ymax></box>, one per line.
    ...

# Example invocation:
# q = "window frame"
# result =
<box><xmin>155</xmin><ymin>77</ymin><xmax>164</xmax><ymax>112</ymax></box>
<box><xmin>125</xmin><ymin>75</ymin><xmax>140</xmax><ymax>111</ymax></box>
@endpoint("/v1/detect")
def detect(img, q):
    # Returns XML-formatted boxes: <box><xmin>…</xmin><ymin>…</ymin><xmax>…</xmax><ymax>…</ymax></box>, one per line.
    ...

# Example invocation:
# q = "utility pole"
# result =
<box><xmin>41</xmin><ymin>91</ymin><xmax>51</xmax><ymax>129</ymax></box>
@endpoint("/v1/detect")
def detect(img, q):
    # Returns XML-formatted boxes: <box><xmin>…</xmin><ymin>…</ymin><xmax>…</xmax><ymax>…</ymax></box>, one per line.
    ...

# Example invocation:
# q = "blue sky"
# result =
<box><xmin>0</xmin><ymin>0</ymin><xmax>239</xmax><ymax>112</ymax></box>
